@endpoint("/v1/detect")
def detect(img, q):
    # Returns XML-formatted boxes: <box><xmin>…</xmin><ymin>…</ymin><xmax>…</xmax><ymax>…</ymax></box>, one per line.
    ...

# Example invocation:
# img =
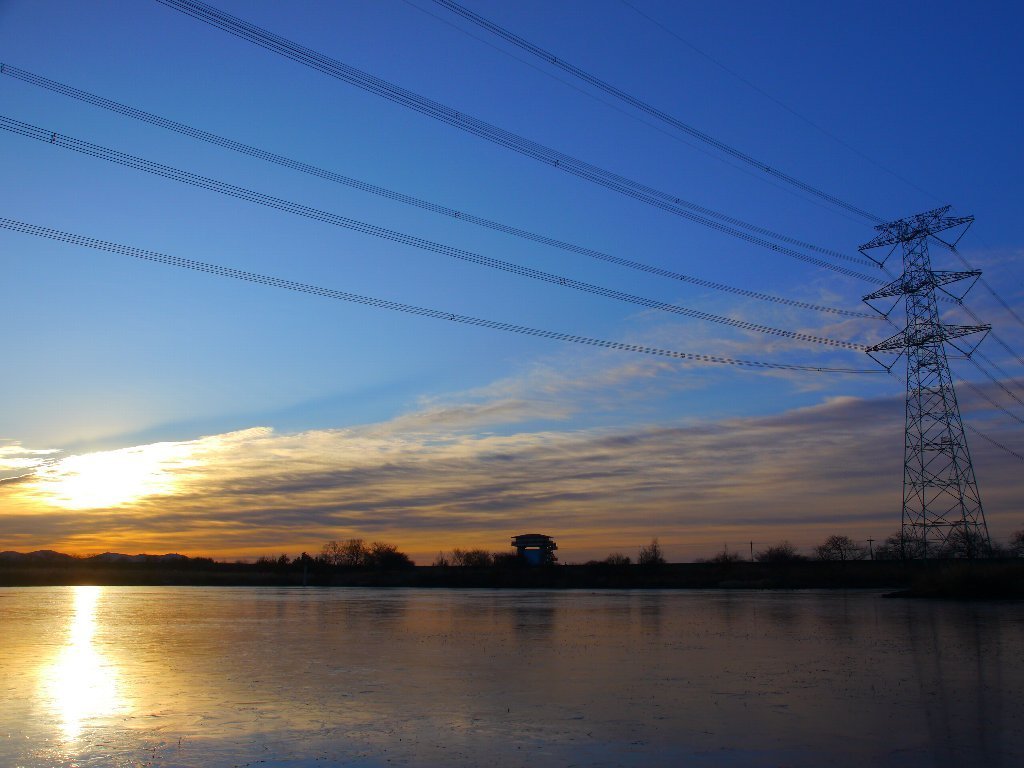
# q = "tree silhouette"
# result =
<box><xmin>754</xmin><ymin>541</ymin><xmax>806</xmax><ymax>563</ymax></box>
<box><xmin>706</xmin><ymin>549</ymin><xmax>743</xmax><ymax>564</ymax></box>
<box><xmin>321</xmin><ymin>539</ymin><xmax>370</xmax><ymax>567</ymax></box>
<box><xmin>367</xmin><ymin>541</ymin><xmax>415</xmax><ymax>569</ymax></box>
<box><xmin>815</xmin><ymin>535</ymin><xmax>867</xmax><ymax>562</ymax></box>
<box><xmin>1010</xmin><ymin>529</ymin><xmax>1024</xmax><ymax>558</ymax></box>
<box><xmin>449</xmin><ymin>548</ymin><xmax>493</xmax><ymax>567</ymax></box>
<box><xmin>638</xmin><ymin>538</ymin><xmax>666</xmax><ymax>566</ymax></box>
<box><xmin>936</xmin><ymin>525</ymin><xmax>991</xmax><ymax>559</ymax></box>
<box><xmin>873</xmin><ymin>531</ymin><xmax>925</xmax><ymax>560</ymax></box>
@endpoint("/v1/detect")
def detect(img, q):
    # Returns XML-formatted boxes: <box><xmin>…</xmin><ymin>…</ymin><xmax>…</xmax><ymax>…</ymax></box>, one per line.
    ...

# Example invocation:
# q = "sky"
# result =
<box><xmin>1</xmin><ymin>0</ymin><xmax>1022</xmax><ymax>562</ymax></box>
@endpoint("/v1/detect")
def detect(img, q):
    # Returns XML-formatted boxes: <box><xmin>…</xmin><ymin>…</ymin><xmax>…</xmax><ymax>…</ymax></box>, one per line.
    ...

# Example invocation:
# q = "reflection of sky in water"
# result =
<box><xmin>39</xmin><ymin>586</ymin><xmax>123</xmax><ymax>740</ymax></box>
<box><xmin>0</xmin><ymin>588</ymin><xmax>1020</xmax><ymax>767</ymax></box>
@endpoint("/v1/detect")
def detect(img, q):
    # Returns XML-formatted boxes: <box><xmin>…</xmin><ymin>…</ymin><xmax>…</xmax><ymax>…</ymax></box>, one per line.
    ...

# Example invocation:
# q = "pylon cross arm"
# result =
<box><xmin>866</xmin><ymin>323</ymin><xmax>990</xmax><ymax>354</ymax></box>
<box><xmin>859</xmin><ymin>206</ymin><xmax>974</xmax><ymax>251</ymax></box>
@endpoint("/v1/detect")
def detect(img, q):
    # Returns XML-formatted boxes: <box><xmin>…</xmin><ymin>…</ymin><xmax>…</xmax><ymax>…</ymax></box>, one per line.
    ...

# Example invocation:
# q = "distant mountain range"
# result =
<box><xmin>0</xmin><ymin>550</ymin><xmax>189</xmax><ymax>563</ymax></box>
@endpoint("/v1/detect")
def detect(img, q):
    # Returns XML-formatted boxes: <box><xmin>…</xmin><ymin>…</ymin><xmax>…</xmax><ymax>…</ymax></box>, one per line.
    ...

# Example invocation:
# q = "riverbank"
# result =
<box><xmin>1</xmin><ymin>555</ymin><xmax>1022</xmax><ymax>595</ymax></box>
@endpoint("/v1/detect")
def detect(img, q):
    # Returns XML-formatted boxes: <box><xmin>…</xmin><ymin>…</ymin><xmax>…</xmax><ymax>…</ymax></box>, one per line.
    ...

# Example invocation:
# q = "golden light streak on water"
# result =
<box><xmin>40</xmin><ymin>586</ymin><xmax>124</xmax><ymax>740</ymax></box>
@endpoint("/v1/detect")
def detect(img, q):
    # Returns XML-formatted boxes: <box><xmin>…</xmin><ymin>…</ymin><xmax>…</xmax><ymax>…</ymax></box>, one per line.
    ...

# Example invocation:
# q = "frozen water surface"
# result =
<box><xmin>0</xmin><ymin>586</ymin><xmax>1021</xmax><ymax>767</ymax></box>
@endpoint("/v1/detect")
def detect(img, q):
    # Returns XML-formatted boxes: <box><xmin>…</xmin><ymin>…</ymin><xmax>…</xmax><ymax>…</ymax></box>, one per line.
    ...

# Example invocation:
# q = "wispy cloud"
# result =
<box><xmin>0</xmin><ymin>441</ymin><xmax>62</xmax><ymax>481</ymax></box>
<box><xmin>3</xmin><ymin>373</ymin><xmax>1021</xmax><ymax>562</ymax></box>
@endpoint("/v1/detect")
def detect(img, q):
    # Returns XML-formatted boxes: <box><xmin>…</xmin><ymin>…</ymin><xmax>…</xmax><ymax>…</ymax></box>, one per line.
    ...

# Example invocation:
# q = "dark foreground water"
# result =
<box><xmin>0</xmin><ymin>587</ymin><xmax>1021</xmax><ymax>767</ymax></box>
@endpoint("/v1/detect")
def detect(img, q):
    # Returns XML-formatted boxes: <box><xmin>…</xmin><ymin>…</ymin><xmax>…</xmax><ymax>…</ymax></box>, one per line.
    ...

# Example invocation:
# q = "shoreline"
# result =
<box><xmin>2</xmin><ymin>559</ymin><xmax>1021</xmax><ymax>597</ymax></box>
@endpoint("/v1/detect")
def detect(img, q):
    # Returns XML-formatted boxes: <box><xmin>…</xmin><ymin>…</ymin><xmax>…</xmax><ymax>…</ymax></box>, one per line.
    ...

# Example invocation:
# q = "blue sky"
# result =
<box><xmin>1</xmin><ymin>0</ymin><xmax>1022</xmax><ymax>560</ymax></box>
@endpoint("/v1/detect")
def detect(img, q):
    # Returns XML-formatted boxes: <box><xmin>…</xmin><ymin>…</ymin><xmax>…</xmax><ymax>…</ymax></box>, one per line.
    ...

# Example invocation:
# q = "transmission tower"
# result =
<box><xmin>860</xmin><ymin>207</ymin><xmax>992</xmax><ymax>558</ymax></box>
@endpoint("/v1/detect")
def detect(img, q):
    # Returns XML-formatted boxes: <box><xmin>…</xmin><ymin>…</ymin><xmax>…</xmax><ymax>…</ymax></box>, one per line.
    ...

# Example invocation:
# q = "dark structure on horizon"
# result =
<box><xmin>861</xmin><ymin>207</ymin><xmax>991</xmax><ymax>557</ymax></box>
<box><xmin>511</xmin><ymin>533</ymin><xmax>558</xmax><ymax>566</ymax></box>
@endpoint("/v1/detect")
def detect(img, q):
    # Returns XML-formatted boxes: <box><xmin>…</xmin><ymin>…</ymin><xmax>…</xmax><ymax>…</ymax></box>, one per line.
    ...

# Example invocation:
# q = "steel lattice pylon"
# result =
<box><xmin>861</xmin><ymin>207</ymin><xmax>992</xmax><ymax>558</ymax></box>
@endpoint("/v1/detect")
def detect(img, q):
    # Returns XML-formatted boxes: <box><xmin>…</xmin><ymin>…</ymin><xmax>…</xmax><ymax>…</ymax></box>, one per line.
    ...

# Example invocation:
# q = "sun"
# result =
<box><xmin>29</xmin><ymin>442</ymin><xmax>196</xmax><ymax>510</ymax></box>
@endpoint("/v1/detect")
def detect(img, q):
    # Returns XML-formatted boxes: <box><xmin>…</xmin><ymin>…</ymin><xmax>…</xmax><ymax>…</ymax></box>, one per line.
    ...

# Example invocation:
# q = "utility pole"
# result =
<box><xmin>866</xmin><ymin>537</ymin><xmax>875</xmax><ymax>561</ymax></box>
<box><xmin>860</xmin><ymin>207</ymin><xmax>992</xmax><ymax>559</ymax></box>
<box><xmin>749</xmin><ymin>541</ymin><xmax>754</xmax><ymax>562</ymax></box>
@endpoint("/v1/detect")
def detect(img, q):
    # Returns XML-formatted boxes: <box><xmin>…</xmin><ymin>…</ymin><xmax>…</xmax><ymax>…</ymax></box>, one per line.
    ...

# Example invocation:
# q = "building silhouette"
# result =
<box><xmin>511</xmin><ymin>534</ymin><xmax>558</xmax><ymax>566</ymax></box>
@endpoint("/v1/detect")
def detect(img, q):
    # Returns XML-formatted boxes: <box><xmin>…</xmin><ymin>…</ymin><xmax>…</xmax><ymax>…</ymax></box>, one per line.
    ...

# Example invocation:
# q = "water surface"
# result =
<box><xmin>0</xmin><ymin>587</ymin><xmax>1020</xmax><ymax>767</ymax></box>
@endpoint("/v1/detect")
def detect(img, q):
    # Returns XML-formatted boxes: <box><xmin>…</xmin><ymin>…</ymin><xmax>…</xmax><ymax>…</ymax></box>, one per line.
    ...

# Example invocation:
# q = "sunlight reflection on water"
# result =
<box><xmin>39</xmin><ymin>586</ymin><xmax>123</xmax><ymax>741</ymax></box>
<box><xmin>0</xmin><ymin>587</ymin><xmax>1021</xmax><ymax>768</ymax></box>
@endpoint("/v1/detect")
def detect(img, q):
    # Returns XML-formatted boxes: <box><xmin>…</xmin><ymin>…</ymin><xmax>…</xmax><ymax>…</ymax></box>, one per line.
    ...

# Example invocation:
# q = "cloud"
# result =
<box><xmin>0</xmin><ymin>441</ymin><xmax>63</xmax><ymax>481</ymax></box>
<box><xmin>2</xmin><ymin>362</ymin><xmax>1022</xmax><ymax>562</ymax></box>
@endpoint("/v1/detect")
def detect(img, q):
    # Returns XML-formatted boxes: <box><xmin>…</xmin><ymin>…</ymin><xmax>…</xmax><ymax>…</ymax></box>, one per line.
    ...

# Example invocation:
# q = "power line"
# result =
<box><xmin>949</xmin><ymin>245</ymin><xmax>1024</xmax><ymax>330</ymax></box>
<box><xmin>963</xmin><ymin>356</ymin><xmax>1024</xmax><ymax>412</ymax></box>
<box><xmin>966</xmin><ymin>423</ymin><xmax>1024</xmax><ymax>464</ymax></box>
<box><xmin>973</xmin><ymin>349</ymin><xmax>1024</xmax><ymax>398</ymax></box>
<box><xmin>0</xmin><ymin>63</ymin><xmax>876</xmax><ymax>320</ymax></box>
<box><xmin>0</xmin><ymin>217</ymin><xmax>885</xmax><ymax>375</ymax></box>
<box><xmin>883</xmin><ymin>370</ymin><xmax>1024</xmax><ymax>466</ymax></box>
<box><xmin>151</xmin><ymin>0</ymin><xmax>876</xmax><ymax>273</ymax></box>
<box><xmin>399</xmin><ymin>0</ymin><xmax>873</xmax><ymax>229</ymax></box>
<box><xmin>953</xmin><ymin>298</ymin><xmax>1024</xmax><ymax>368</ymax></box>
<box><xmin>615</xmin><ymin>0</ymin><xmax>944</xmax><ymax>207</ymax></box>
<box><xmin>957</xmin><ymin>376</ymin><xmax>1024</xmax><ymax>427</ymax></box>
<box><xmin>867</xmin><ymin>230</ymin><xmax>1024</xmax><ymax>377</ymax></box>
<box><xmin>0</xmin><ymin>116</ymin><xmax>867</xmax><ymax>351</ymax></box>
<box><xmin>429</xmin><ymin>0</ymin><xmax>882</xmax><ymax>223</ymax></box>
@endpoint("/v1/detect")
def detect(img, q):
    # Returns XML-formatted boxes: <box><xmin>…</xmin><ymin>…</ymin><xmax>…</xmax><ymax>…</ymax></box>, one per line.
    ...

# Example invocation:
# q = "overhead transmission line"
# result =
<box><xmin>417</xmin><ymin>3</ymin><xmax>1024</xmax><ymax>381</ymax></box>
<box><xmin>963</xmin><ymin>356</ymin><xmax>1024</xmax><ymax>412</ymax></box>
<box><xmin>400</xmin><ymin>0</ymin><xmax>871</xmax><ymax>229</ymax></box>
<box><xmin>882</xmin><ymin>369</ymin><xmax>1024</xmax><ymax>465</ymax></box>
<box><xmin>973</xmin><ymin>349</ymin><xmax>1024</xmax><ymax>397</ymax></box>
<box><xmin>0</xmin><ymin>116</ymin><xmax>868</xmax><ymax>351</ymax></box>
<box><xmin>966</xmin><ymin>423</ymin><xmax>1024</xmax><ymax>463</ymax></box>
<box><xmin>957</xmin><ymin>377</ymin><xmax>1024</xmax><ymax>427</ymax></box>
<box><xmin>428</xmin><ymin>0</ymin><xmax>882</xmax><ymax>224</ymax></box>
<box><xmin>0</xmin><ymin>64</ymin><xmax>875</xmax><ymax>322</ymax></box>
<box><xmin>616</xmin><ymin>0</ymin><xmax>1024</xmax><ymax>342</ymax></box>
<box><xmin>863</xmin><ymin>228</ymin><xmax>1024</xmax><ymax>382</ymax></box>
<box><xmin>949</xmin><ymin>245</ymin><xmax>1024</xmax><ymax>331</ymax></box>
<box><xmin>949</xmin><ymin>296</ymin><xmax>1024</xmax><ymax>368</ymax></box>
<box><xmin>870</xmin><ymin>267</ymin><xmax>1024</xmax><ymax>379</ymax></box>
<box><xmin>614</xmin><ymin>0</ymin><xmax>943</xmax><ymax>207</ymax></box>
<box><xmin>0</xmin><ymin>217</ymin><xmax>884</xmax><ymax>375</ymax></box>
<box><xmin>152</xmin><ymin>0</ymin><xmax>876</xmax><ymax>277</ymax></box>
<box><xmin>430</xmin><ymin>1</ymin><xmax>1024</xmax><ymax>364</ymax></box>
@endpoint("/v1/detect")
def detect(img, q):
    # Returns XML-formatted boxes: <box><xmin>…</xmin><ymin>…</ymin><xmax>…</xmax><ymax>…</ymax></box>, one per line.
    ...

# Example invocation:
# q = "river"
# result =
<box><xmin>0</xmin><ymin>586</ymin><xmax>1020</xmax><ymax>767</ymax></box>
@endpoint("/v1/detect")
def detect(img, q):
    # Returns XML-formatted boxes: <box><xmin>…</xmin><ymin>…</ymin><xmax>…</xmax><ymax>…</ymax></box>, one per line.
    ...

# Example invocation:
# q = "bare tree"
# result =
<box><xmin>936</xmin><ymin>525</ymin><xmax>991</xmax><ymax>559</ymax></box>
<box><xmin>433</xmin><ymin>551</ymin><xmax>451</xmax><ymax>567</ymax></box>
<box><xmin>638</xmin><ymin>538</ymin><xmax>666</xmax><ymax>566</ymax></box>
<box><xmin>1010</xmin><ymin>529</ymin><xmax>1024</xmax><ymax>558</ymax></box>
<box><xmin>873</xmin><ymin>531</ymin><xmax>927</xmax><ymax>560</ymax></box>
<box><xmin>256</xmin><ymin>553</ymin><xmax>290</xmax><ymax>568</ymax></box>
<box><xmin>706</xmin><ymin>549</ymin><xmax>743</xmax><ymax>564</ymax></box>
<box><xmin>449</xmin><ymin>548</ymin><xmax>493</xmax><ymax>567</ymax></box>
<box><xmin>320</xmin><ymin>540</ymin><xmax>344</xmax><ymax>565</ymax></box>
<box><xmin>321</xmin><ymin>539</ymin><xmax>370</xmax><ymax>567</ymax></box>
<box><xmin>815</xmin><ymin>535</ymin><xmax>868</xmax><ymax>562</ymax></box>
<box><xmin>754</xmin><ymin>541</ymin><xmax>806</xmax><ymax>563</ymax></box>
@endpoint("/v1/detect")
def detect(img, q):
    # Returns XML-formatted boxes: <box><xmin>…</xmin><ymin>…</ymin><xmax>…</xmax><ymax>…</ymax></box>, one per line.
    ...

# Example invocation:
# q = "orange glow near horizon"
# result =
<box><xmin>2</xmin><ymin>401</ymin><xmax>1020</xmax><ymax>563</ymax></box>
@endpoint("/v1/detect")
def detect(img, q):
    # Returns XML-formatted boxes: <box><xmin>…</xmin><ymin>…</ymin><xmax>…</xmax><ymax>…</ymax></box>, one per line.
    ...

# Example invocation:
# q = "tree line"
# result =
<box><xmin>251</xmin><ymin>528</ymin><xmax>1024</xmax><ymax>571</ymax></box>
<box><xmin>700</xmin><ymin>528</ymin><xmax>1024</xmax><ymax>564</ymax></box>
<box><xmin>256</xmin><ymin>539</ymin><xmax>414</xmax><ymax>570</ymax></box>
